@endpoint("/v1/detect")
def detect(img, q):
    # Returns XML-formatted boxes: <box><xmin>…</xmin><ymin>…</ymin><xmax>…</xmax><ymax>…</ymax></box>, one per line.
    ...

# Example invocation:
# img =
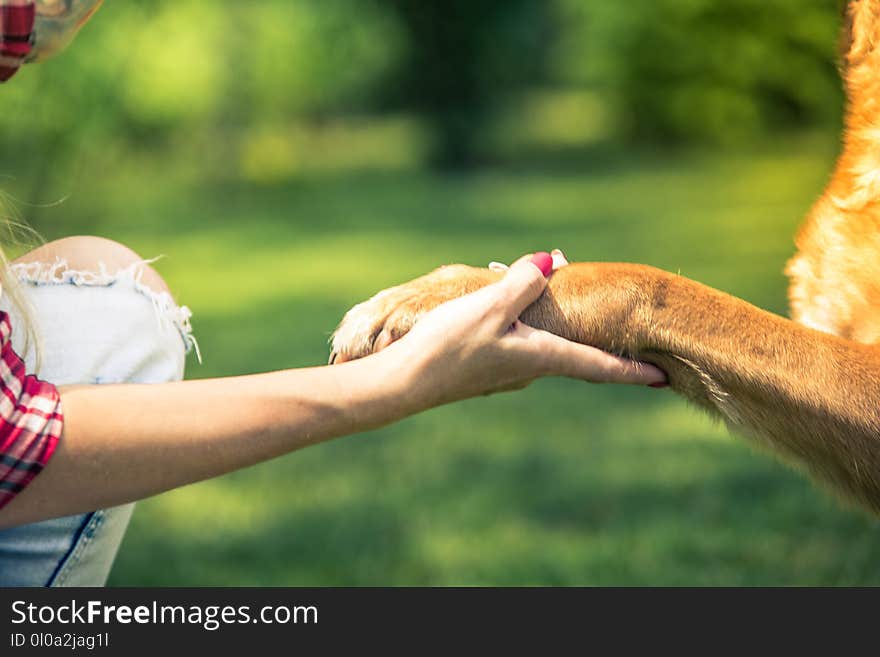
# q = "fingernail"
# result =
<box><xmin>550</xmin><ymin>249</ymin><xmax>567</xmax><ymax>269</ymax></box>
<box><xmin>530</xmin><ymin>252</ymin><xmax>553</xmax><ymax>277</ymax></box>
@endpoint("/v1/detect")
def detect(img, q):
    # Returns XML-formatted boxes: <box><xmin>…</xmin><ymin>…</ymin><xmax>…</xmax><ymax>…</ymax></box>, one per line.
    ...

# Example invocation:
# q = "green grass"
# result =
<box><xmin>25</xmin><ymin>133</ymin><xmax>880</xmax><ymax>585</ymax></box>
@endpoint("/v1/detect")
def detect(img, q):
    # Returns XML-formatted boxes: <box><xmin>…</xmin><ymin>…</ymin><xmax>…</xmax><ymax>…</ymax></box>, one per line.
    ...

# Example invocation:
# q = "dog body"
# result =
<box><xmin>331</xmin><ymin>1</ymin><xmax>880</xmax><ymax>513</ymax></box>
<box><xmin>787</xmin><ymin>0</ymin><xmax>880</xmax><ymax>344</ymax></box>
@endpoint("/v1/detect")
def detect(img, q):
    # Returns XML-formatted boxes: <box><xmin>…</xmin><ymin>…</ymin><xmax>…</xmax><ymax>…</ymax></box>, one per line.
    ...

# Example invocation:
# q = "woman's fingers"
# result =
<box><xmin>488</xmin><ymin>248</ymin><xmax>569</xmax><ymax>273</ymax></box>
<box><xmin>509</xmin><ymin>322</ymin><xmax>668</xmax><ymax>386</ymax></box>
<box><xmin>550</xmin><ymin>249</ymin><xmax>569</xmax><ymax>269</ymax></box>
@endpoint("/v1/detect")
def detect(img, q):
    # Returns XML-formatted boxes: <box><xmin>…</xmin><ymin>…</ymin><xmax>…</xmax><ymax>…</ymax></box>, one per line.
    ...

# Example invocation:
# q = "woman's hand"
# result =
<box><xmin>375</xmin><ymin>251</ymin><xmax>668</xmax><ymax>413</ymax></box>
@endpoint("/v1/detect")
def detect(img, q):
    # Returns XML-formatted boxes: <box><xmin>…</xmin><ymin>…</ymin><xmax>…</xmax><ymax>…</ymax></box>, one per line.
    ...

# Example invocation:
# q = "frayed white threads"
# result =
<box><xmin>8</xmin><ymin>257</ymin><xmax>202</xmax><ymax>363</ymax></box>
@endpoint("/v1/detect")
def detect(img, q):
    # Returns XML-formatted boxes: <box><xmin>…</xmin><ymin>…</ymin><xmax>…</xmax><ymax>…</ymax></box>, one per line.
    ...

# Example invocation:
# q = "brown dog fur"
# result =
<box><xmin>331</xmin><ymin>1</ymin><xmax>880</xmax><ymax>514</ymax></box>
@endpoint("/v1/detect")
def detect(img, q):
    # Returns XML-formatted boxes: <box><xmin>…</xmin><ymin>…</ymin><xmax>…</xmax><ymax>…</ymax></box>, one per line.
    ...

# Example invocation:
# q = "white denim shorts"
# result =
<box><xmin>0</xmin><ymin>258</ymin><xmax>196</xmax><ymax>586</ymax></box>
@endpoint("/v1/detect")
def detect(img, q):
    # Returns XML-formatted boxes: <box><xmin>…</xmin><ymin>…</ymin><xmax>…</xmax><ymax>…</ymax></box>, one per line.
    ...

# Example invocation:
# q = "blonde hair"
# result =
<box><xmin>0</xmin><ymin>194</ymin><xmax>42</xmax><ymax>366</ymax></box>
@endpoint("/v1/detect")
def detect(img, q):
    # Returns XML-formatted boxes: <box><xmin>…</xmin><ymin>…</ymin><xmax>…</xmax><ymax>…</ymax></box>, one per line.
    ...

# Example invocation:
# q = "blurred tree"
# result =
<box><xmin>552</xmin><ymin>0</ymin><xmax>843</xmax><ymax>145</ymax></box>
<box><xmin>1</xmin><ymin>0</ymin><xmax>849</xmax><ymax>189</ymax></box>
<box><xmin>380</xmin><ymin>0</ymin><xmax>552</xmax><ymax>167</ymax></box>
<box><xmin>2</xmin><ymin>0</ymin><xmax>406</xmax><ymax>188</ymax></box>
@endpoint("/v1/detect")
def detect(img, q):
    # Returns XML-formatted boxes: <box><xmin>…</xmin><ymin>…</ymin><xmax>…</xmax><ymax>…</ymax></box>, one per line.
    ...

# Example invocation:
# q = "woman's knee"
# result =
<box><xmin>13</xmin><ymin>236</ymin><xmax>172</xmax><ymax>296</ymax></box>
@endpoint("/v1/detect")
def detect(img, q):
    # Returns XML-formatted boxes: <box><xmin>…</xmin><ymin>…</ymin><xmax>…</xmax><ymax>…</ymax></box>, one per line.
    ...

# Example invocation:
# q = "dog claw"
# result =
<box><xmin>329</xmin><ymin>351</ymin><xmax>354</xmax><ymax>365</ymax></box>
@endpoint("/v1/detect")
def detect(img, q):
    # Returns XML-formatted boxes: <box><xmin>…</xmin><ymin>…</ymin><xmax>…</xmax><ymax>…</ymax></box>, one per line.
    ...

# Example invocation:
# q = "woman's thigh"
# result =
<box><xmin>0</xmin><ymin>237</ymin><xmax>197</xmax><ymax>586</ymax></box>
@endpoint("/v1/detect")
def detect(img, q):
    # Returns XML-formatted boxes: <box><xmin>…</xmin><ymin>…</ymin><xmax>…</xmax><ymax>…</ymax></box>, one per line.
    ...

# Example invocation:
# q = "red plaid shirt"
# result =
<box><xmin>0</xmin><ymin>2</ymin><xmax>35</xmax><ymax>82</ymax></box>
<box><xmin>0</xmin><ymin>311</ymin><xmax>63</xmax><ymax>509</ymax></box>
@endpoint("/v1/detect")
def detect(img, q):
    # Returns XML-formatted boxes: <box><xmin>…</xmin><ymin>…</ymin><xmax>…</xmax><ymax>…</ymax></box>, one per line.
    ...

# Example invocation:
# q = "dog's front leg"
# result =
<box><xmin>531</xmin><ymin>263</ymin><xmax>880</xmax><ymax>513</ymax></box>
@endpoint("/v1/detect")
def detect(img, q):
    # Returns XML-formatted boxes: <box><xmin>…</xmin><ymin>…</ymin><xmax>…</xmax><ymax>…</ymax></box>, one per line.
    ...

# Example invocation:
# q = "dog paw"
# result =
<box><xmin>329</xmin><ymin>264</ymin><xmax>497</xmax><ymax>363</ymax></box>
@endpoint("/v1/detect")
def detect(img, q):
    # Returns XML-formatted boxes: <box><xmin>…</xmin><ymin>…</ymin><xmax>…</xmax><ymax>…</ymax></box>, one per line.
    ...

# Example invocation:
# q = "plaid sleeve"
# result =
<box><xmin>0</xmin><ymin>312</ymin><xmax>63</xmax><ymax>510</ymax></box>
<box><xmin>0</xmin><ymin>2</ymin><xmax>35</xmax><ymax>82</ymax></box>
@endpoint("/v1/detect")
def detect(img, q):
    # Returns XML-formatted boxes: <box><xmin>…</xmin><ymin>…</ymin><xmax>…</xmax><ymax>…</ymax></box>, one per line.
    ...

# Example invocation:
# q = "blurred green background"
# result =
<box><xmin>5</xmin><ymin>0</ymin><xmax>880</xmax><ymax>585</ymax></box>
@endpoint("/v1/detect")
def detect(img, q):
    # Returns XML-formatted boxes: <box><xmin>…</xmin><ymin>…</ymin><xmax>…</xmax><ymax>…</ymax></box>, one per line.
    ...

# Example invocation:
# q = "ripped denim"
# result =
<box><xmin>0</xmin><ymin>258</ymin><xmax>197</xmax><ymax>586</ymax></box>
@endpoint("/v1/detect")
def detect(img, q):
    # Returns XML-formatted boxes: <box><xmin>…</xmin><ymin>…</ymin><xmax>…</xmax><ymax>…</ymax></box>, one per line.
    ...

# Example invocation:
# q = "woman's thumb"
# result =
<box><xmin>494</xmin><ymin>252</ymin><xmax>553</xmax><ymax>323</ymax></box>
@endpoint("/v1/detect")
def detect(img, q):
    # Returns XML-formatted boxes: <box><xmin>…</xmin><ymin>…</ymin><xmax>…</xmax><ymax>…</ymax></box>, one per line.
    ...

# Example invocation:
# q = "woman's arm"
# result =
<box><xmin>1</xmin><ymin>354</ymin><xmax>417</xmax><ymax>527</ymax></box>
<box><xmin>0</xmin><ymin>256</ymin><xmax>664</xmax><ymax>528</ymax></box>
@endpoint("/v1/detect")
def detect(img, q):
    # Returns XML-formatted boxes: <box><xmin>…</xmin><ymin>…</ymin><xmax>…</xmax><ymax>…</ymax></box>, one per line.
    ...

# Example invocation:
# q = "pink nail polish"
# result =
<box><xmin>530</xmin><ymin>252</ymin><xmax>553</xmax><ymax>277</ymax></box>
